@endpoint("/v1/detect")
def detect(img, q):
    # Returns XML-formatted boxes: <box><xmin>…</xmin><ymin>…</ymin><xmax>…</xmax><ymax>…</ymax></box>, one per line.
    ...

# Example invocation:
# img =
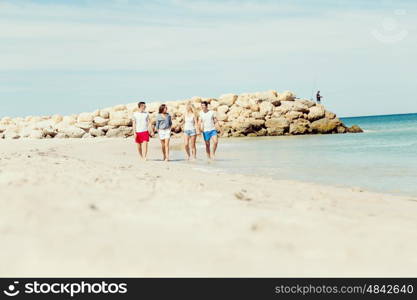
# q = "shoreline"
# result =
<box><xmin>1</xmin><ymin>138</ymin><xmax>416</xmax><ymax>277</ymax></box>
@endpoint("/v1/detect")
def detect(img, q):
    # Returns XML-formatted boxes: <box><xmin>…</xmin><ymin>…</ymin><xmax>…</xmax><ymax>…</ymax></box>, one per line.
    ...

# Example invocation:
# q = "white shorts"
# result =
<box><xmin>158</xmin><ymin>129</ymin><xmax>171</xmax><ymax>140</ymax></box>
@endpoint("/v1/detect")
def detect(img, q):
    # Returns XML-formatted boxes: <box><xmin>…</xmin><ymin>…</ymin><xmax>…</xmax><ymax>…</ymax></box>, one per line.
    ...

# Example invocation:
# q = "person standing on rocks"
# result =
<box><xmin>155</xmin><ymin>104</ymin><xmax>173</xmax><ymax>162</ymax></box>
<box><xmin>198</xmin><ymin>101</ymin><xmax>220</xmax><ymax>160</ymax></box>
<box><xmin>132</xmin><ymin>101</ymin><xmax>153</xmax><ymax>161</ymax></box>
<box><xmin>316</xmin><ymin>90</ymin><xmax>323</xmax><ymax>103</ymax></box>
<box><xmin>183</xmin><ymin>102</ymin><xmax>199</xmax><ymax>161</ymax></box>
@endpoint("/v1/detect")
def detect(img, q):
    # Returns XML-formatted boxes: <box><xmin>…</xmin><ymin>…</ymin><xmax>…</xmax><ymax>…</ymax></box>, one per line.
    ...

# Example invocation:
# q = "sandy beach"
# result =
<box><xmin>1</xmin><ymin>137</ymin><xmax>416</xmax><ymax>277</ymax></box>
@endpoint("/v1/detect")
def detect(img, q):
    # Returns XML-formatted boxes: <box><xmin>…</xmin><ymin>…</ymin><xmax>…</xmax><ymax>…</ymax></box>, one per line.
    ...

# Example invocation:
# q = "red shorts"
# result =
<box><xmin>135</xmin><ymin>131</ymin><xmax>150</xmax><ymax>144</ymax></box>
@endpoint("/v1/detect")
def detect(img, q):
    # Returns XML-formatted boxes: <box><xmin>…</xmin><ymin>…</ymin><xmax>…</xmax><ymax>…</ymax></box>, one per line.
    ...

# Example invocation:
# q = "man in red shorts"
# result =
<box><xmin>132</xmin><ymin>101</ymin><xmax>154</xmax><ymax>160</ymax></box>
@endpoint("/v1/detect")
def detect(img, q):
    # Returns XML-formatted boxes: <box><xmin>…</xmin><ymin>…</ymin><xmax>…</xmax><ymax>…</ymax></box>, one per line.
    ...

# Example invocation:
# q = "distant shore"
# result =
<box><xmin>1</xmin><ymin>138</ymin><xmax>416</xmax><ymax>277</ymax></box>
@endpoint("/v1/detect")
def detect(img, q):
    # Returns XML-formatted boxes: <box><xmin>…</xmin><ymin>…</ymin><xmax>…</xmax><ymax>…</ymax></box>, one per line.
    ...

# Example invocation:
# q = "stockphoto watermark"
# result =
<box><xmin>2</xmin><ymin>280</ymin><xmax>128</xmax><ymax>297</ymax></box>
<box><xmin>371</xmin><ymin>8</ymin><xmax>408</xmax><ymax>43</ymax></box>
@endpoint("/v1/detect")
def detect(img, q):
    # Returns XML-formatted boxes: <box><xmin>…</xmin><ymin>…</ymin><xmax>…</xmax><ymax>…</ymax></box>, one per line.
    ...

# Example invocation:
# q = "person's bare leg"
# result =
<box><xmin>142</xmin><ymin>141</ymin><xmax>148</xmax><ymax>161</ymax></box>
<box><xmin>184</xmin><ymin>135</ymin><xmax>190</xmax><ymax>160</ymax></box>
<box><xmin>164</xmin><ymin>139</ymin><xmax>170</xmax><ymax>161</ymax></box>
<box><xmin>160</xmin><ymin>139</ymin><xmax>166</xmax><ymax>161</ymax></box>
<box><xmin>204</xmin><ymin>140</ymin><xmax>211</xmax><ymax>160</ymax></box>
<box><xmin>136</xmin><ymin>143</ymin><xmax>143</xmax><ymax>159</ymax></box>
<box><xmin>190</xmin><ymin>135</ymin><xmax>197</xmax><ymax>160</ymax></box>
<box><xmin>211</xmin><ymin>135</ymin><xmax>218</xmax><ymax>160</ymax></box>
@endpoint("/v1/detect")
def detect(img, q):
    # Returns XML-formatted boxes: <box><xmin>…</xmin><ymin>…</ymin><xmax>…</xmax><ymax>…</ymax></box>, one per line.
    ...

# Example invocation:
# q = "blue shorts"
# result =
<box><xmin>202</xmin><ymin>130</ymin><xmax>217</xmax><ymax>141</ymax></box>
<box><xmin>184</xmin><ymin>129</ymin><xmax>197</xmax><ymax>136</ymax></box>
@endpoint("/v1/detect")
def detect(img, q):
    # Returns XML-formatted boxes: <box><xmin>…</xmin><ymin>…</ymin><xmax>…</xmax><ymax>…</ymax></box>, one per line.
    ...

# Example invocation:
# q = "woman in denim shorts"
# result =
<box><xmin>183</xmin><ymin>102</ymin><xmax>199</xmax><ymax>160</ymax></box>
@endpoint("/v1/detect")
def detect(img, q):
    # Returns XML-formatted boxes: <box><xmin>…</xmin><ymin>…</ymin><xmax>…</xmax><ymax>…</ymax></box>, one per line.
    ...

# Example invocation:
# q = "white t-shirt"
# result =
<box><xmin>199</xmin><ymin>110</ymin><xmax>216</xmax><ymax>132</ymax></box>
<box><xmin>132</xmin><ymin>112</ymin><xmax>149</xmax><ymax>133</ymax></box>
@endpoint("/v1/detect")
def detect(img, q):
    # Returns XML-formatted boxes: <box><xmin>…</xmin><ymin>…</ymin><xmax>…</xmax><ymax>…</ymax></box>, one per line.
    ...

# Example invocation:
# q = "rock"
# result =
<box><xmin>347</xmin><ymin>125</ymin><xmax>363</xmax><ymax>133</ymax></box>
<box><xmin>0</xmin><ymin>132</ymin><xmax>4</xmax><ymax>139</ymax></box>
<box><xmin>308</xmin><ymin>105</ymin><xmax>325</xmax><ymax>121</ymax></box>
<box><xmin>108</xmin><ymin>119</ymin><xmax>132</xmax><ymax>126</ymax></box>
<box><xmin>61</xmin><ymin>126</ymin><xmax>86</xmax><ymax>138</ymax></box>
<box><xmin>217</xmin><ymin>113</ymin><xmax>228</xmax><ymax>122</ymax></box>
<box><xmin>29</xmin><ymin>130</ymin><xmax>44</xmax><ymax>139</ymax></box>
<box><xmin>76</xmin><ymin>122</ymin><xmax>93</xmax><ymax>130</ymax></box>
<box><xmin>285</xmin><ymin>111</ymin><xmax>304</xmax><ymax>121</ymax></box>
<box><xmin>51</xmin><ymin>115</ymin><xmax>63</xmax><ymax>123</ymax></box>
<box><xmin>255</xmin><ymin>90</ymin><xmax>278</xmax><ymax>99</ymax></box>
<box><xmin>4</xmin><ymin>128</ymin><xmax>20</xmax><ymax>139</ymax></box>
<box><xmin>337</xmin><ymin>126</ymin><xmax>347</xmax><ymax>133</ymax></box>
<box><xmin>217</xmin><ymin>105</ymin><xmax>229</xmax><ymax>114</ymax></box>
<box><xmin>310</xmin><ymin>118</ymin><xmax>341</xmax><ymax>134</ymax></box>
<box><xmin>93</xmin><ymin>117</ymin><xmax>108</xmax><ymax>127</ymax></box>
<box><xmin>218</xmin><ymin>94</ymin><xmax>237</xmax><ymax>106</ymax></box>
<box><xmin>62</xmin><ymin>116</ymin><xmax>77</xmax><ymax>125</ymax></box>
<box><xmin>55</xmin><ymin>132</ymin><xmax>67</xmax><ymax>139</ymax></box>
<box><xmin>259</xmin><ymin>101</ymin><xmax>274</xmax><ymax>116</ymax></box>
<box><xmin>82</xmin><ymin>133</ymin><xmax>93</xmax><ymax>138</ymax></box>
<box><xmin>325</xmin><ymin>111</ymin><xmax>336</xmax><ymax>119</ymax></box>
<box><xmin>113</xmin><ymin>104</ymin><xmax>127</xmax><ymax>111</ymax></box>
<box><xmin>265</xmin><ymin>117</ymin><xmax>290</xmax><ymax>135</ymax></box>
<box><xmin>77</xmin><ymin>112</ymin><xmax>94</xmax><ymax>123</ymax></box>
<box><xmin>292</xmin><ymin>101</ymin><xmax>310</xmax><ymax>113</ymax></box>
<box><xmin>289</xmin><ymin>119</ymin><xmax>310</xmax><ymax>134</ymax></box>
<box><xmin>227</xmin><ymin>106</ymin><xmax>244</xmax><ymax>120</ymax></box>
<box><xmin>99</xmin><ymin>110</ymin><xmax>110</xmax><ymax>119</ymax></box>
<box><xmin>209</xmin><ymin>100</ymin><xmax>220</xmax><ymax>110</ymax></box>
<box><xmin>235</xmin><ymin>95</ymin><xmax>252</xmax><ymax>109</ymax></box>
<box><xmin>278</xmin><ymin>90</ymin><xmax>295</xmax><ymax>101</ymax></box>
<box><xmin>90</xmin><ymin>128</ymin><xmax>105</xmax><ymax>137</ymax></box>
<box><xmin>297</xmin><ymin>99</ymin><xmax>316</xmax><ymax>108</ymax></box>
<box><xmin>108</xmin><ymin>111</ymin><xmax>131</xmax><ymax>126</ymax></box>
<box><xmin>106</xmin><ymin>126</ymin><xmax>133</xmax><ymax>138</ymax></box>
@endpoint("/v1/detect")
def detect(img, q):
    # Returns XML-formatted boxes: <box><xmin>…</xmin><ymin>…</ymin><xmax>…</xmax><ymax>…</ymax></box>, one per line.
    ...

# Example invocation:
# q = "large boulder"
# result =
<box><xmin>285</xmin><ymin>110</ymin><xmax>304</xmax><ymax>121</ymax></box>
<box><xmin>76</xmin><ymin>122</ymin><xmax>93</xmax><ymax>130</ymax></box>
<box><xmin>3</xmin><ymin>128</ymin><xmax>20</xmax><ymax>139</ymax></box>
<box><xmin>235</xmin><ymin>95</ymin><xmax>251</xmax><ymax>109</ymax></box>
<box><xmin>218</xmin><ymin>94</ymin><xmax>237</xmax><ymax>106</ymax></box>
<box><xmin>93</xmin><ymin>117</ymin><xmax>108</xmax><ymax>127</ymax></box>
<box><xmin>310</xmin><ymin>118</ymin><xmax>341</xmax><ymax>134</ymax></box>
<box><xmin>77</xmin><ymin>112</ymin><xmax>94</xmax><ymax>123</ymax></box>
<box><xmin>113</xmin><ymin>104</ymin><xmax>127</xmax><ymax>112</ymax></box>
<box><xmin>90</xmin><ymin>128</ymin><xmax>105</xmax><ymax>137</ymax></box>
<box><xmin>278</xmin><ymin>90</ymin><xmax>295</xmax><ymax>101</ymax></box>
<box><xmin>259</xmin><ymin>101</ymin><xmax>274</xmax><ymax>116</ymax></box>
<box><xmin>108</xmin><ymin>111</ymin><xmax>131</xmax><ymax>126</ymax></box>
<box><xmin>99</xmin><ymin>110</ymin><xmax>110</xmax><ymax>119</ymax></box>
<box><xmin>308</xmin><ymin>105</ymin><xmax>325</xmax><ymax>121</ymax></box>
<box><xmin>289</xmin><ymin>119</ymin><xmax>310</xmax><ymax>135</ymax></box>
<box><xmin>347</xmin><ymin>125</ymin><xmax>363</xmax><ymax>133</ymax></box>
<box><xmin>106</xmin><ymin>126</ymin><xmax>133</xmax><ymax>138</ymax></box>
<box><xmin>265</xmin><ymin>117</ymin><xmax>290</xmax><ymax>135</ymax></box>
<box><xmin>61</xmin><ymin>126</ymin><xmax>86</xmax><ymax>138</ymax></box>
<box><xmin>29</xmin><ymin>130</ymin><xmax>44</xmax><ymax>139</ymax></box>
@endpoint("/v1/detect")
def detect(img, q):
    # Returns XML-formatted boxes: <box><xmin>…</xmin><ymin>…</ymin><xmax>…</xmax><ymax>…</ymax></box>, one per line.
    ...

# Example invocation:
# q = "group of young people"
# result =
<box><xmin>131</xmin><ymin>101</ymin><xmax>221</xmax><ymax>162</ymax></box>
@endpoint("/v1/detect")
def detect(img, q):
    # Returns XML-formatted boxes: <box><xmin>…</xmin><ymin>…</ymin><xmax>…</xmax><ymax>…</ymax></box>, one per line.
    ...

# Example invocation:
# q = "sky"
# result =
<box><xmin>0</xmin><ymin>0</ymin><xmax>416</xmax><ymax>118</ymax></box>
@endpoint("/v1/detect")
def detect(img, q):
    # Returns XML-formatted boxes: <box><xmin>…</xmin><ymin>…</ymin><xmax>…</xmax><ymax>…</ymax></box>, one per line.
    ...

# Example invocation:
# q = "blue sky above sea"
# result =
<box><xmin>0</xmin><ymin>0</ymin><xmax>416</xmax><ymax>118</ymax></box>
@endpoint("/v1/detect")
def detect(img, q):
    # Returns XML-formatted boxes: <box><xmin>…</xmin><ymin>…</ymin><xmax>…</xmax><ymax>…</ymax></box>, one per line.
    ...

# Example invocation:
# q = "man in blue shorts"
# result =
<box><xmin>198</xmin><ymin>101</ymin><xmax>221</xmax><ymax>160</ymax></box>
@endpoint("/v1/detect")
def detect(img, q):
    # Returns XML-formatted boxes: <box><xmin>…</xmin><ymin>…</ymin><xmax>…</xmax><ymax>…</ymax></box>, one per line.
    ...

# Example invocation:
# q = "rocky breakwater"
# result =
<box><xmin>0</xmin><ymin>90</ymin><xmax>362</xmax><ymax>140</ymax></box>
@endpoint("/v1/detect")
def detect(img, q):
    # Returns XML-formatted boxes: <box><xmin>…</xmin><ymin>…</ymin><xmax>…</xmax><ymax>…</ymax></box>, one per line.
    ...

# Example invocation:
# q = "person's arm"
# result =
<box><xmin>148</xmin><ymin>114</ymin><xmax>158</xmax><ymax>136</ymax></box>
<box><xmin>169</xmin><ymin>114</ymin><xmax>173</xmax><ymax>129</ymax></box>
<box><xmin>198</xmin><ymin>113</ymin><xmax>204</xmax><ymax>132</ymax></box>
<box><xmin>213</xmin><ymin>115</ymin><xmax>222</xmax><ymax>135</ymax></box>
<box><xmin>132</xmin><ymin>117</ymin><xmax>136</xmax><ymax>139</ymax></box>
<box><xmin>195</xmin><ymin>115</ymin><xmax>200</xmax><ymax>135</ymax></box>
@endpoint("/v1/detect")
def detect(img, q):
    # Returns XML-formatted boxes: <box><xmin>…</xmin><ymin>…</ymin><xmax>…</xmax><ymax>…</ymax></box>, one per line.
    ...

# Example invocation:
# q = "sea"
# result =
<box><xmin>179</xmin><ymin>113</ymin><xmax>417</xmax><ymax>197</ymax></box>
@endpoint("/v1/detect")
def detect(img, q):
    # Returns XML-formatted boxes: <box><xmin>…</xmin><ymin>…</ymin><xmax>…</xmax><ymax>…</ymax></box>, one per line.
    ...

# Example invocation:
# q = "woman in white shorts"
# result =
<box><xmin>183</xmin><ymin>102</ymin><xmax>199</xmax><ymax>160</ymax></box>
<box><xmin>155</xmin><ymin>104</ymin><xmax>172</xmax><ymax>162</ymax></box>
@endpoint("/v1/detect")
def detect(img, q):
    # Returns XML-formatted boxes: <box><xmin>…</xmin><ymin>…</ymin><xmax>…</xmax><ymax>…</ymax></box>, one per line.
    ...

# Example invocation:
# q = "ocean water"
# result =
<box><xmin>182</xmin><ymin>113</ymin><xmax>417</xmax><ymax>197</ymax></box>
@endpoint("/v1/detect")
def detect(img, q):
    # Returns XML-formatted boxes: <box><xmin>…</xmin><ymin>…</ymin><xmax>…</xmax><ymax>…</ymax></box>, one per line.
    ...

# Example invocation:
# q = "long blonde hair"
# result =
<box><xmin>186</xmin><ymin>102</ymin><xmax>197</xmax><ymax>120</ymax></box>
